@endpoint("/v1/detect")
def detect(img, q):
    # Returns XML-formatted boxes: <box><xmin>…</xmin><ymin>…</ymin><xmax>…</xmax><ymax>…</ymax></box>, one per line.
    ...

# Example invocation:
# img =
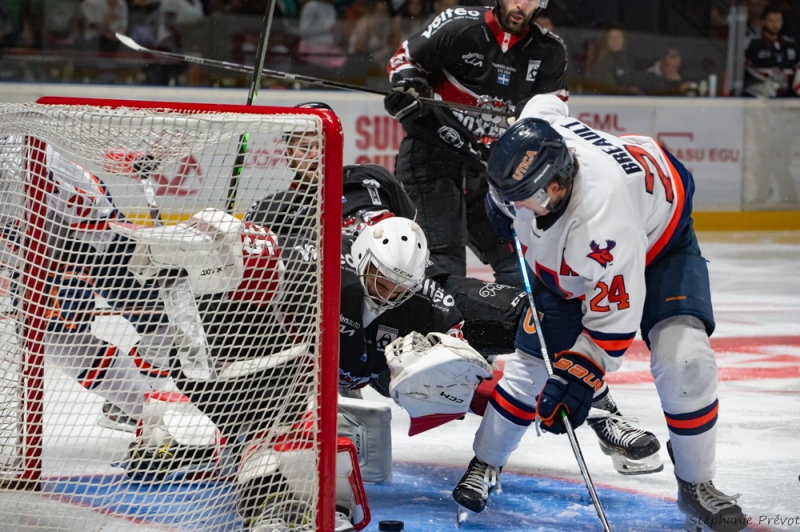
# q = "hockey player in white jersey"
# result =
<box><xmin>452</xmin><ymin>94</ymin><xmax>747</xmax><ymax>532</ymax></box>
<box><xmin>0</xmin><ymin>141</ymin><xmax>177</xmax><ymax>430</ymax></box>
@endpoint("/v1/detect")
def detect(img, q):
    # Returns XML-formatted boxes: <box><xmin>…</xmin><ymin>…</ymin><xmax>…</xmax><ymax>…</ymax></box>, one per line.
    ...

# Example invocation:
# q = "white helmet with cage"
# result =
<box><xmin>350</xmin><ymin>217</ymin><xmax>428</xmax><ymax>313</ymax></box>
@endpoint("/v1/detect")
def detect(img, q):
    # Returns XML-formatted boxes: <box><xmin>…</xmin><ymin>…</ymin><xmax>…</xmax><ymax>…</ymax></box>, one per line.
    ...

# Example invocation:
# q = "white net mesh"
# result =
<box><xmin>0</xmin><ymin>102</ymin><xmax>337</xmax><ymax>531</ymax></box>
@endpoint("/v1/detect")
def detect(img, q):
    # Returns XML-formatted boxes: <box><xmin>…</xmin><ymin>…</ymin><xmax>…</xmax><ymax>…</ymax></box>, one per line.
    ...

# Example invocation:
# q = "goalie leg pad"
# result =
<box><xmin>337</xmin><ymin>396</ymin><xmax>392</xmax><ymax>484</ymax></box>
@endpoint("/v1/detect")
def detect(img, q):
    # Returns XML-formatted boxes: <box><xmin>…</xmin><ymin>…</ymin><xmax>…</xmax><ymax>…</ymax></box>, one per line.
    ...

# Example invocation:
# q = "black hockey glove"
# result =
<box><xmin>484</xmin><ymin>193</ymin><xmax>514</xmax><ymax>241</ymax></box>
<box><xmin>384</xmin><ymin>77</ymin><xmax>432</xmax><ymax>123</ymax></box>
<box><xmin>537</xmin><ymin>352</ymin><xmax>605</xmax><ymax>435</ymax></box>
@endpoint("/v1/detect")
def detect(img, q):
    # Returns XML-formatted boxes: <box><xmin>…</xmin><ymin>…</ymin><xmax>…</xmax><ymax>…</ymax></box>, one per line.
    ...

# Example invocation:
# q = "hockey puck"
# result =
<box><xmin>378</xmin><ymin>520</ymin><xmax>405</xmax><ymax>531</ymax></box>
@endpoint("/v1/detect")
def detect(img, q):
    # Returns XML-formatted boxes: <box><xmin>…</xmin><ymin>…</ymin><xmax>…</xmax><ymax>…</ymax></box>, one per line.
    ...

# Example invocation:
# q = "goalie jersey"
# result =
<box><xmin>338</xmin><ymin>234</ymin><xmax>464</xmax><ymax>391</ymax></box>
<box><xmin>508</xmin><ymin>95</ymin><xmax>696</xmax><ymax>372</ymax></box>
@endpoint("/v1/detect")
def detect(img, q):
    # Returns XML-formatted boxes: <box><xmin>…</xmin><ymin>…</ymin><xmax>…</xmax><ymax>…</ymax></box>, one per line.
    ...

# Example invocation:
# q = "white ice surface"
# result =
<box><xmin>1</xmin><ymin>232</ymin><xmax>798</xmax><ymax>531</ymax></box>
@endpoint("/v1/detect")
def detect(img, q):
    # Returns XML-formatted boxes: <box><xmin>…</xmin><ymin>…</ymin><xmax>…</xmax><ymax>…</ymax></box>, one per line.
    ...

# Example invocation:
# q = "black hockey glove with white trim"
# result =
<box><xmin>537</xmin><ymin>351</ymin><xmax>605</xmax><ymax>435</ymax></box>
<box><xmin>385</xmin><ymin>77</ymin><xmax>432</xmax><ymax>123</ymax></box>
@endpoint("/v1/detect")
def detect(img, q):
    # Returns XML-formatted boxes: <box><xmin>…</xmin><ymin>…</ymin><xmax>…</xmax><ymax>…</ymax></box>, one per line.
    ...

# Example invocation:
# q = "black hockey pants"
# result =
<box><xmin>394</xmin><ymin>135</ymin><xmax>522</xmax><ymax>287</ymax></box>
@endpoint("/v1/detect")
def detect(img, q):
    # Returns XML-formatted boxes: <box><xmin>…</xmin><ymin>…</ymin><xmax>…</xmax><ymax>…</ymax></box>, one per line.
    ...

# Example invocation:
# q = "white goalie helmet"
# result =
<box><xmin>350</xmin><ymin>217</ymin><xmax>429</xmax><ymax>313</ymax></box>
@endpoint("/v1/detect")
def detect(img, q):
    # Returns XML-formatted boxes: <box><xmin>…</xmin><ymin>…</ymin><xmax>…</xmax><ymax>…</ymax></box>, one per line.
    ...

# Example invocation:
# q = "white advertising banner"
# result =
<box><xmin>5</xmin><ymin>84</ymin><xmax>799</xmax><ymax>211</ymax></box>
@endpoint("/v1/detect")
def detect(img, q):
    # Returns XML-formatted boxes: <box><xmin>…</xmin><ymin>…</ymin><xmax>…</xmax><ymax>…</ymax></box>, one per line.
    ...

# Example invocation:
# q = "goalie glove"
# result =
<box><xmin>385</xmin><ymin>332</ymin><xmax>493</xmax><ymax>436</ymax></box>
<box><xmin>110</xmin><ymin>209</ymin><xmax>283</xmax><ymax>301</ymax></box>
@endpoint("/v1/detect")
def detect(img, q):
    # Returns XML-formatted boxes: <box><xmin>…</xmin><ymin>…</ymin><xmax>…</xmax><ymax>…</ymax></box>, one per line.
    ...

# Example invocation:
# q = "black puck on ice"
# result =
<box><xmin>378</xmin><ymin>520</ymin><xmax>405</xmax><ymax>531</ymax></box>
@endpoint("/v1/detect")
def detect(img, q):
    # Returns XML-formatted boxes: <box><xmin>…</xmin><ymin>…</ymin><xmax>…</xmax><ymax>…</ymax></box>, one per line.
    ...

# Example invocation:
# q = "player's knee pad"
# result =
<box><xmin>649</xmin><ymin>315</ymin><xmax>718</xmax><ymax>414</ymax></box>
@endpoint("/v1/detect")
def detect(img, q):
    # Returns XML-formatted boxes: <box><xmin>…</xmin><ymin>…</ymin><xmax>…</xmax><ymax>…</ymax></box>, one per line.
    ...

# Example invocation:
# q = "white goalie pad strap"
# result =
<box><xmin>110</xmin><ymin>208</ymin><xmax>244</xmax><ymax>295</ymax></box>
<box><xmin>138</xmin><ymin>390</ymin><xmax>218</xmax><ymax>448</ymax></box>
<box><xmin>385</xmin><ymin>332</ymin><xmax>493</xmax><ymax>436</ymax></box>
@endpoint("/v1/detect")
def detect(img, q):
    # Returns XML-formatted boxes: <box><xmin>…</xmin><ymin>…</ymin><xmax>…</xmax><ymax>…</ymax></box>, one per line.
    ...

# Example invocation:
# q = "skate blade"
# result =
<box><xmin>456</xmin><ymin>505</ymin><xmax>471</xmax><ymax>528</ymax></box>
<box><xmin>96</xmin><ymin>413</ymin><xmax>136</xmax><ymax>433</ymax></box>
<box><xmin>610</xmin><ymin>451</ymin><xmax>664</xmax><ymax>475</ymax></box>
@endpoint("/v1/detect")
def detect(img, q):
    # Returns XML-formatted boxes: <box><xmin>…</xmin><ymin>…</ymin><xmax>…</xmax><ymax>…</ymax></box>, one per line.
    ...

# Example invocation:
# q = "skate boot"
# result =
<box><xmin>237</xmin><ymin>474</ymin><xmax>313</xmax><ymax>531</ymax></box>
<box><xmin>667</xmin><ymin>440</ymin><xmax>747</xmax><ymax>532</ymax></box>
<box><xmin>453</xmin><ymin>456</ymin><xmax>501</xmax><ymax>526</ymax></box>
<box><xmin>96</xmin><ymin>401</ymin><xmax>137</xmax><ymax>433</ymax></box>
<box><xmin>587</xmin><ymin>391</ymin><xmax>663</xmax><ymax>475</ymax></box>
<box><xmin>677</xmin><ymin>476</ymin><xmax>747</xmax><ymax>532</ymax></box>
<box><xmin>125</xmin><ymin>440</ymin><xmax>221</xmax><ymax>481</ymax></box>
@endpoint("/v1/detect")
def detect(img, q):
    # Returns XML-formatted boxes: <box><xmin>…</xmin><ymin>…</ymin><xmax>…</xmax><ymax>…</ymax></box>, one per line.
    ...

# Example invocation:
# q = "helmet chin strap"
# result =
<box><xmin>537</xmin><ymin>182</ymin><xmax>573</xmax><ymax>217</ymax></box>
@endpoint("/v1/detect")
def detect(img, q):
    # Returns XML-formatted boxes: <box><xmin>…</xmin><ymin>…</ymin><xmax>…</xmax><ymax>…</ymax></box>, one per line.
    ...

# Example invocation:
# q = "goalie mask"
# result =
<box><xmin>350</xmin><ymin>217</ymin><xmax>428</xmax><ymax>313</ymax></box>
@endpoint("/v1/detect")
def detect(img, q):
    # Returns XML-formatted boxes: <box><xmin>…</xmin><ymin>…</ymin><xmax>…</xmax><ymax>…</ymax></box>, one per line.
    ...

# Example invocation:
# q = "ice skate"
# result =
<box><xmin>453</xmin><ymin>456</ymin><xmax>501</xmax><ymax>526</ymax></box>
<box><xmin>123</xmin><ymin>440</ymin><xmax>223</xmax><ymax>481</ymax></box>
<box><xmin>237</xmin><ymin>475</ymin><xmax>313</xmax><ymax>531</ymax></box>
<box><xmin>587</xmin><ymin>393</ymin><xmax>663</xmax><ymax>475</ymax></box>
<box><xmin>96</xmin><ymin>401</ymin><xmax>137</xmax><ymax>433</ymax></box>
<box><xmin>677</xmin><ymin>476</ymin><xmax>747</xmax><ymax>532</ymax></box>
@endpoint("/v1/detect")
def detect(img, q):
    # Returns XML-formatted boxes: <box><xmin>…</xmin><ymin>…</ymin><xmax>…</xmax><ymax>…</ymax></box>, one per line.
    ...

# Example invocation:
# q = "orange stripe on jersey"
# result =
<box><xmin>665</xmin><ymin>402</ymin><xmax>719</xmax><ymax>429</ymax></box>
<box><xmin>79</xmin><ymin>345</ymin><xmax>117</xmax><ymax>389</ymax></box>
<box><xmin>646</xmin><ymin>145</ymin><xmax>685</xmax><ymax>265</ymax></box>
<box><xmin>491</xmin><ymin>388</ymin><xmax>537</xmax><ymax>421</ymax></box>
<box><xmin>590</xmin><ymin>336</ymin><xmax>635</xmax><ymax>352</ymax></box>
<box><xmin>130</xmin><ymin>347</ymin><xmax>171</xmax><ymax>378</ymax></box>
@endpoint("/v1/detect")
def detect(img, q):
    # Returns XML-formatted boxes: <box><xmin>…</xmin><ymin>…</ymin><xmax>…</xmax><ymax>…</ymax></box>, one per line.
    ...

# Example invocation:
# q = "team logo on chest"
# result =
<box><xmin>376</xmin><ymin>325</ymin><xmax>399</xmax><ymax>352</ymax></box>
<box><xmin>588</xmin><ymin>240</ymin><xmax>616</xmax><ymax>268</ymax></box>
<box><xmin>526</xmin><ymin>60</ymin><xmax>541</xmax><ymax>82</ymax></box>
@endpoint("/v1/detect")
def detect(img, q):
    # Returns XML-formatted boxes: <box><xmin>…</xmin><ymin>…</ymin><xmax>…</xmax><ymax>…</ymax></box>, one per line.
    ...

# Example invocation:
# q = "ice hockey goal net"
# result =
<box><xmin>0</xmin><ymin>98</ymin><xmax>342</xmax><ymax>531</ymax></box>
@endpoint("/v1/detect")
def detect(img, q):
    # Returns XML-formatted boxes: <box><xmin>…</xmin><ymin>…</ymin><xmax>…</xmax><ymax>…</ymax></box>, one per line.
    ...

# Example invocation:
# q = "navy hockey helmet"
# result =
<box><xmin>486</xmin><ymin>117</ymin><xmax>573</xmax><ymax>208</ymax></box>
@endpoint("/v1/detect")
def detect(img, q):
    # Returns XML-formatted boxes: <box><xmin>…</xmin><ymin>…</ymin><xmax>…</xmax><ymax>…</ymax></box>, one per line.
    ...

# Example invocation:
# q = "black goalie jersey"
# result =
<box><xmin>387</xmin><ymin>6</ymin><xmax>567</xmax><ymax>158</ymax></box>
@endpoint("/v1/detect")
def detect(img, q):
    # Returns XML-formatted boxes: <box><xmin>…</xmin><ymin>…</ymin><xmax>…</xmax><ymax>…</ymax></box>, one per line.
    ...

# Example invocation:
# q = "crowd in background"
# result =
<box><xmin>0</xmin><ymin>0</ymin><xmax>798</xmax><ymax>96</ymax></box>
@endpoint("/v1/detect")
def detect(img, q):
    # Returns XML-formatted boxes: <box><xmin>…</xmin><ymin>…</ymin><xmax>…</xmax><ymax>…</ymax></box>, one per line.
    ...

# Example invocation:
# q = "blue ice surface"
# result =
<box><xmin>363</xmin><ymin>462</ymin><xmax>687</xmax><ymax>532</ymax></box>
<box><xmin>40</xmin><ymin>462</ymin><xmax>688</xmax><ymax>531</ymax></box>
<box><xmin>42</xmin><ymin>474</ymin><xmax>242</xmax><ymax>531</ymax></box>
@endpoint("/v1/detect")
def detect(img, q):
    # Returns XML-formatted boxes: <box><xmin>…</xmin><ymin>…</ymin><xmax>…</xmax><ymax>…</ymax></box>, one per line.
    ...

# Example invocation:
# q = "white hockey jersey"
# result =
<box><xmin>0</xmin><ymin>141</ymin><xmax>120</xmax><ymax>268</ymax></box>
<box><xmin>508</xmin><ymin>94</ymin><xmax>691</xmax><ymax>372</ymax></box>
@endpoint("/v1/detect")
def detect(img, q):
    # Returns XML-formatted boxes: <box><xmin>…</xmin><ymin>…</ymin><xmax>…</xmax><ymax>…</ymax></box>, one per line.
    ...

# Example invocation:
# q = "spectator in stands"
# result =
<box><xmin>393</xmin><ymin>0</ymin><xmax>429</xmax><ymax>44</ymax></box>
<box><xmin>744</xmin><ymin>5</ymin><xmax>800</xmax><ymax>97</ymax></box>
<box><xmin>298</xmin><ymin>0</ymin><xmax>346</xmax><ymax>68</ymax></box>
<box><xmin>423</xmin><ymin>0</ymin><xmax>456</xmax><ymax>25</ymax></box>
<box><xmin>637</xmin><ymin>48</ymin><xmax>695</xmax><ymax>96</ymax></box>
<box><xmin>42</xmin><ymin>0</ymin><xmax>82</xmax><ymax>49</ymax></box>
<box><xmin>533</xmin><ymin>13</ymin><xmax>553</xmax><ymax>33</ymax></box>
<box><xmin>0</xmin><ymin>0</ymin><xmax>18</xmax><ymax>47</ymax></box>
<box><xmin>344</xmin><ymin>0</ymin><xmax>369</xmax><ymax>22</ymax></box>
<box><xmin>79</xmin><ymin>0</ymin><xmax>128</xmax><ymax>52</ymax></box>
<box><xmin>747</xmin><ymin>0</ymin><xmax>768</xmax><ymax>39</ymax></box>
<box><xmin>349</xmin><ymin>0</ymin><xmax>395</xmax><ymax>64</ymax></box>
<box><xmin>588</xmin><ymin>25</ymin><xmax>638</xmax><ymax>95</ymax></box>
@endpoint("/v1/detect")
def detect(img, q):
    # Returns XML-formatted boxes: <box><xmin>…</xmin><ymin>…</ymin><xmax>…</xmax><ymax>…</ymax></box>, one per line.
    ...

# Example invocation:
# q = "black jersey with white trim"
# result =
<box><xmin>388</xmin><ymin>6</ymin><xmax>567</xmax><ymax>151</ymax></box>
<box><xmin>339</xmin><ymin>234</ymin><xmax>464</xmax><ymax>391</ymax></box>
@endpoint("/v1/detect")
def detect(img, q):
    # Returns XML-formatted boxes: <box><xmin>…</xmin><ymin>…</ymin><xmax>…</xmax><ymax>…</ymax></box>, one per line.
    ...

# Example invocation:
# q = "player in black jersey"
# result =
<box><xmin>384</xmin><ymin>0</ymin><xmax>567</xmax><ymax>286</ymax></box>
<box><xmin>745</xmin><ymin>6</ymin><xmax>800</xmax><ymax>98</ymax></box>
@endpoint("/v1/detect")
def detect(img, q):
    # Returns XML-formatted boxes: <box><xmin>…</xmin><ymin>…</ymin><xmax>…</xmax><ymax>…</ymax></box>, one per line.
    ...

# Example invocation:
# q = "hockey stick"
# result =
<box><xmin>513</xmin><ymin>232</ymin><xmax>612</xmax><ymax>532</ymax></box>
<box><xmin>225</xmin><ymin>0</ymin><xmax>277</xmax><ymax>214</ymax></box>
<box><xmin>115</xmin><ymin>33</ymin><xmax>514</xmax><ymax>119</ymax></box>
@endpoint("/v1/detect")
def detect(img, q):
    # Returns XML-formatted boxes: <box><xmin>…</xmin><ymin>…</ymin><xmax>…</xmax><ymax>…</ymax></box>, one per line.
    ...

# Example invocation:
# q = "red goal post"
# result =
<box><xmin>0</xmin><ymin>97</ymin><xmax>343</xmax><ymax>531</ymax></box>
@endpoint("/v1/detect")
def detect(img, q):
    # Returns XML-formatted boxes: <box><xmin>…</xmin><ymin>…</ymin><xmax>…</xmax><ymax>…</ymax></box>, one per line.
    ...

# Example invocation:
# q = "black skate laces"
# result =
<box><xmin>461</xmin><ymin>461</ymin><xmax>501</xmax><ymax>498</ymax></box>
<box><xmin>693</xmin><ymin>481</ymin><xmax>742</xmax><ymax>513</ymax></box>
<box><xmin>588</xmin><ymin>408</ymin><xmax>649</xmax><ymax>447</ymax></box>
